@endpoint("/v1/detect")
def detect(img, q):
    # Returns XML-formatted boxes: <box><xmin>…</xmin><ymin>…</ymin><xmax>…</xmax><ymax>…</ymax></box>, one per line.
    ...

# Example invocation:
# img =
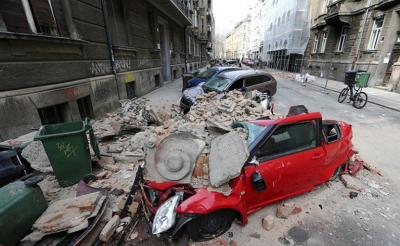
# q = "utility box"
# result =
<box><xmin>355</xmin><ymin>72</ymin><xmax>370</xmax><ymax>87</ymax></box>
<box><xmin>0</xmin><ymin>182</ymin><xmax>47</xmax><ymax>245</ymax></box>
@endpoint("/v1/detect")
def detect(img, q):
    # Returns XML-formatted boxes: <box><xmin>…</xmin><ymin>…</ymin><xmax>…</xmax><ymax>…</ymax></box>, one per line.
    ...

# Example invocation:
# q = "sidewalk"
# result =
<box><xmin>261</xmin><ymin>67</ymin><xmax>400</xmax><ymax>112</ymax></box>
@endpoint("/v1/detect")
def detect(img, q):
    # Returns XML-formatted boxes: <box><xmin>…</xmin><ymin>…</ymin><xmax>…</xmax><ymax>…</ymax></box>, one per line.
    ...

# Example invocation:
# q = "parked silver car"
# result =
<box><xmin>180</xmin><ymin>70</ymin><xmax>277</xmax><ymax>110</ymax></box>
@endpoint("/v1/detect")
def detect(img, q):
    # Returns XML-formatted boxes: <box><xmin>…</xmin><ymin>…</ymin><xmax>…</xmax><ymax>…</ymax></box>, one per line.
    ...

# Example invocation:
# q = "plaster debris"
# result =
<box><xmin>209</xmin><ymin>131</ymin><xmax>249</xmax><ymax>187</ymax></box>
<box><xmin>21</xmin><ymin>140</ymin><xmax>52</xmax><ymax>173</ymax></box>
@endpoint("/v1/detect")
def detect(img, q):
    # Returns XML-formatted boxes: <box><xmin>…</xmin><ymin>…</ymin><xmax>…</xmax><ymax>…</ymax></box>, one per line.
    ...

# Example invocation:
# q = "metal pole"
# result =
<box><xmin>323</xmin><ymin>57</ymin><xmax>333</xmax><ymax>94</ymax></box>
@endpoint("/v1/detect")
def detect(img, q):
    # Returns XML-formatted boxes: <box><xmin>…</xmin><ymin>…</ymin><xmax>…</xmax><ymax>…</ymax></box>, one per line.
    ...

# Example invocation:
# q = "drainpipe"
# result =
<box><xmin>354</xmin><ymin>0</ymin><xmax>372</xmax><ymax>69</ymax></box>
<box><xmin>184</xmin><ymin>26</ymin><xmax>188</xmax><ymax>72</ymax></box>
<box><xmin>101</xmin><ymin>0</ymin><xmax>120</xmax><ymax>99</ymax></box>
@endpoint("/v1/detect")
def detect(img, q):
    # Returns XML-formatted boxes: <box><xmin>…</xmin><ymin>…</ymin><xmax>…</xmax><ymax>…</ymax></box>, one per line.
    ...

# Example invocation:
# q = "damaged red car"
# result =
<box><xmin>141</xmin><ymin>106</ymin><xmax>354</xmax><ymax>242</ymax></box>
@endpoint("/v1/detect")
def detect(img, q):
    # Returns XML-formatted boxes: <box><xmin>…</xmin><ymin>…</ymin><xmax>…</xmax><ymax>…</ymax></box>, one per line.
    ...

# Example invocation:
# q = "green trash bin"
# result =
<box><xmin>34</xmin><ymin>118</ymin><xmax>100</xmax><ymax>187</ymax></box>
<box><xmin>355</xmin><ymin>72</ymin><xmax>370</xmax><ymax>87</ymax></box>
<box><xmin>0</xmin><ymin>182</ymin><xmax>48</xmax><ymax>245</ymax></box>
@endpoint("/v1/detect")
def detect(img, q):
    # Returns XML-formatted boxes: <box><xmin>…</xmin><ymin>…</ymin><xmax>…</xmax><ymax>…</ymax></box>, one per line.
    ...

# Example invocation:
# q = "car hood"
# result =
<box><xmin>186</xmin><ymin>77</ymin><xmax>207</xmax><ymax>88</ymax></box>
<box><xmin>182</xmin><ymin>86</ymin><xmax>205</xmax><ymax>102</ymax></box>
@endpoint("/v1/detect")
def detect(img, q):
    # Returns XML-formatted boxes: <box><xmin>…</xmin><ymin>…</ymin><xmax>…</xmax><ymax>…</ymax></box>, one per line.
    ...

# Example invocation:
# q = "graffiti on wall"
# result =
<box><xmin>90</xmin><ymin>59</ymin><xmax>131</xmax><ymax>75</ymax></box>
<box><xmin>63</xmin><ymin>87</ymin><xmax>83</xmax><ymax>100</ymax></box>
<box><xmin>95</xmin><ymin>81</ymin><xmax>110</xmax><ymax>102</ymax></box>
<box><xmin>138</xmin><ymin>59</ymin><xmax>152</xmax><ymax>68</ymax></box>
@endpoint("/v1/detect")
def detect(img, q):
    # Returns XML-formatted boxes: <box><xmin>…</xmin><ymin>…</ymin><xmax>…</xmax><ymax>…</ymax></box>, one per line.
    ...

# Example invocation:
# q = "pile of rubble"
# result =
<box><xmin>17</xmin><ymin>89</ymin><xmax>273</xmax><ymax>244</ymax></box>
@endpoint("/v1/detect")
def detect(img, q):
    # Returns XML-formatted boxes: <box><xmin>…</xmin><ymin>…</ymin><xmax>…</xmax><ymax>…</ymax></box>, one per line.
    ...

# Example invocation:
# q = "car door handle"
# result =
<box><xmin>311</xmin><ymin>154</ymin><xmax>324</xmax><ymax>160</ymax></box>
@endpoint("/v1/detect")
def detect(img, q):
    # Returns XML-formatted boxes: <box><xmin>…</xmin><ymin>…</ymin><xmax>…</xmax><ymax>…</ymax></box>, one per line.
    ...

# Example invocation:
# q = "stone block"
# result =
<box><xmin>262</xmin><ymin>215</ymin><xmax>275</xmax><ymax>231</ymax></box>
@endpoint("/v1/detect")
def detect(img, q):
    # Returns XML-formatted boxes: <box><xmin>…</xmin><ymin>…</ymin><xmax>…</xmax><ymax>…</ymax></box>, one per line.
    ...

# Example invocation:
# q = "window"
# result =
<box><xmin>368</xmin><ymin>18</ymin><xmax>383</xmax><ymax>50</ymax></box>
<box><xmin>201</xmin><ymin>19</ymin><xmax>204</xmax><ymax>33</ymax></box>
<box><xmin>259</xmin><ymin>75</ymin><xmax>271</xmax><ymax>82</ymax></box>
<box><xmin>287</xmin><ymin>10</ymin><xmax>290</xmax><ymax>22</ymax></box>
<box><xmin>38</xmin><ymin>103</ymin><xmax>68</xmax><ymax>125</ymax></box>
<box><xmin>243</xmin><ymin>34</ymin><xmax>246</xmax><ymax>41</ymax></box>
<box><xmin>189</xmin><ymin>35</ymin><xmax>192</xmax><ymax>54</ymax></box>
<box><xmin>259</xmin><ymin>122</ymin><xmax>316</xmax><ymax>159</ymax></box>
<box><xmin>312</xmin><ymin>33</ymin><xmax>319</xmax><ymax>53</ymax></box>
<box><xmin>0</xmin><ymin>0</ymin><xmax>69</xmax><ymax>37</ymax></box>
<box><xmin>320</xmin><ymin>32</ymin><xmax>327</xmax><ymax>52</ymax></box>
<box><xmin>77</xmin><ymin>96</ymin><xmax>93</xmax><ymax>120</ymax></box>
<box><xmin>245</xmin><ymin>76</ymin><xmax>259</xmax><ymax>86</ymax></box>
<box><xmin>337</xmin><ymin>27</ymin><xmax>347</xmax><ymax>52</ymax></box>
<box><xmin>193</xmin><ymin>9</ymin><xmax>198</xmax><ymax>27</ymax></box>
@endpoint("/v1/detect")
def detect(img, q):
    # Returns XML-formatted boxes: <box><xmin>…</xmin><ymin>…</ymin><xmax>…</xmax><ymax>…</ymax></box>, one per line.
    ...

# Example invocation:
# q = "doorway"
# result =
<box><xmin>158</xmin><ymin>18</ymin><xmax>171</xmax><ymax>83</ymax></box>
<box><xmin>383</xmin><ymin>44</ymin><xmax>400</xmax><ymax>86</ymax></box>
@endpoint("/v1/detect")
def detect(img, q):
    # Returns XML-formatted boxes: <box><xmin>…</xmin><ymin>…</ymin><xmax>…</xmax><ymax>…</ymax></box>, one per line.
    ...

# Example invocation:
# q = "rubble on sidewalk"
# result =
<box><xmin>16</xmin><ymin>89</ymin><xmax>273</xmax><ymax>244</ymax></box>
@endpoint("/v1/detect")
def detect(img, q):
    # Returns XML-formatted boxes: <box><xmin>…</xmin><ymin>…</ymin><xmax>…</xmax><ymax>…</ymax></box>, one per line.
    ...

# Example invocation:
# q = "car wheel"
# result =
<box><xmin>185</xmin><ymin>209</ymin><xmax>235</xmax><ymax>242</ymax></box>
<box><xmin>329</xmin><ymin>165</ymin><xmax>344</xmax><ymax>181</ymax></box>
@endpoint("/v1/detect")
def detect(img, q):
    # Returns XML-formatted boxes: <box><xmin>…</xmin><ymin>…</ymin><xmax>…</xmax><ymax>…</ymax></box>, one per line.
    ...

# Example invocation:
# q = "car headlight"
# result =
<box><xmin>152</xmin><ymin>195</ymin><xmax>180</xmax><ymax>235</ymax></box>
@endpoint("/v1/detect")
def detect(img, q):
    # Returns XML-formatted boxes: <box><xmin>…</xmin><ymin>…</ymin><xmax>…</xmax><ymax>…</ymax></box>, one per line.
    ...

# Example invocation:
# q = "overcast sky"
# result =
<box><xmin>213</xmin><ymin>0</ymin><xmax>255</xmax><ymax>35</ymax></box>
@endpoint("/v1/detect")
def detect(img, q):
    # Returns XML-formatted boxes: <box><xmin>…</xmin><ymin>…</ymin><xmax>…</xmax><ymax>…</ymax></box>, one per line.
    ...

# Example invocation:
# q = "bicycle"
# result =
<box><xmin>337</xmin><ymin>81</ymin><xmax>368</xmax><ymax>109</ymax></box>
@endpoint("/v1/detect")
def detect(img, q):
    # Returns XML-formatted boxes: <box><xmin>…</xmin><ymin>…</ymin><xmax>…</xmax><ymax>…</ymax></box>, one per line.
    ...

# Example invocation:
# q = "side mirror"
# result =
<box><xmin>251</xmin><ymin>171</ymin><xmax>267</xmax><ymax>191</ymax></box>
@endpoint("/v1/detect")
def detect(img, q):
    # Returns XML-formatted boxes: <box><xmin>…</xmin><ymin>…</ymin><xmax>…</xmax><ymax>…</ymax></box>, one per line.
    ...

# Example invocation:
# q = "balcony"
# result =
<box><xmin>198</xmin><ymin>33</ymin><xmax>208</xmax><ymax>43</ymax></box>
<box><xmin>324</xmin><ymin>1</ymin><xmax>351</xmax><ymax>27</ymax></box>
<box><xmin>376</xmin><ymin>0</ymin><xmax>398</xmax><ymax>10</ymax></box>
<box><xmin>147</xmin><ymin>0</ymin><xmax>193</xmax><ymax>26</ymax></box>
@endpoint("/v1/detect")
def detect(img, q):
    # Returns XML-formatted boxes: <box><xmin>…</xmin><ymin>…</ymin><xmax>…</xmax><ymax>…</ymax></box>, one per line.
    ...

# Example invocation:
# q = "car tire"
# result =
<box><xmin>185</xmin><ymin>209</ymin><xmax>235</xmax><ymax>242</ymax></box>
<box><xmin>329</xmin><ymin>165</ymin><xmax>344</xmax><ymax>181</ymax></box>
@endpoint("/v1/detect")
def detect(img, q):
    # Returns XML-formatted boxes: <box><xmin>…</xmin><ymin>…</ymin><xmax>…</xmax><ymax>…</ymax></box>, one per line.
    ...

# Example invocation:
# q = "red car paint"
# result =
<box><xmin>143</xmin><ymin>110</ymin><xmax>353</xmax><ymax>234</ymax></box>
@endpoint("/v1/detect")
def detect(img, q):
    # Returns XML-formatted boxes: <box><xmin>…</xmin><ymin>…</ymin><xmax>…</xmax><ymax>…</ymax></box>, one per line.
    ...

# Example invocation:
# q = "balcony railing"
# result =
<box><xmin>172</xmin><ymin>0</ymin><xmax>189</xmax><ymax>17</ymax></box>
<box><xmin>147</xmin><ymin>0</ymin><xmax>193</xmax><ymax>26</ymax></box>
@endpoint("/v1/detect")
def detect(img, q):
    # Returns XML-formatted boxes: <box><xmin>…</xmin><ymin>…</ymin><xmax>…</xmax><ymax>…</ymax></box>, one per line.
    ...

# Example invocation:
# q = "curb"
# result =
<box><xmin>302</xmin><ymin>81</ymin><xmax>400</xmax><ymax>113</ymax></box>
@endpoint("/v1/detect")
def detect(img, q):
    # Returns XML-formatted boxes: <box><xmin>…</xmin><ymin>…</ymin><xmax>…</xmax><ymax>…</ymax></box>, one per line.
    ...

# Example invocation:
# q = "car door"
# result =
<box><xmin>244</xmin><ymin>121</ymin><xmax>325</xmax><ymax>212</ymax></box>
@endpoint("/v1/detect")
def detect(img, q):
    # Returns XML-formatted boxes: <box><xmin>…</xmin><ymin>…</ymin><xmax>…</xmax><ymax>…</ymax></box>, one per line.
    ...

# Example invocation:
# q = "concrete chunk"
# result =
<box><xmin>99</xmin><ymin>215</ymin><xmax>120</xmax><ymax>242</ymax></box>
<box><xmin>209</xmin><ymin>131</ymin><xmax>249</xmax><ymax>187</ymax></box>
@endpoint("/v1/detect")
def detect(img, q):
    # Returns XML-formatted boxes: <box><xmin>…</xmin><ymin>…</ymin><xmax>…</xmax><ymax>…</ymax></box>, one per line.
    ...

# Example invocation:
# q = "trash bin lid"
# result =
<box><xmin>346</xmin><ymin>70</ymin><xmax>358</xmax><ymax>74</ymax></box>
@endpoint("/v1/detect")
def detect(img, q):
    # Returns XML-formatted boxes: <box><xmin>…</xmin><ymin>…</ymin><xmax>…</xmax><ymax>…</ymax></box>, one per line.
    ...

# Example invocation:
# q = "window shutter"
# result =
<box><xmin>50</xmin><ymin>0</ymin><xmax>69</xmax><ymax>37</ymax></box>
<box><xmin>29</xmin><ymin>0</ymin><xmax>57</xmax><ymax>35</ymax></box>
<box><xmin>0</xmin><ymin>0</ymin><xmax>31</xmax><ymax>33</ymax></box>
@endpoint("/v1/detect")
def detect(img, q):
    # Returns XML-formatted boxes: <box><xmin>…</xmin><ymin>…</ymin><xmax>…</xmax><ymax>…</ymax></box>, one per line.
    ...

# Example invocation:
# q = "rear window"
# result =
<box><xmin>197</xmin><ymin>69</ymin><xmax>217</xmax><ymax>79</ymax></box>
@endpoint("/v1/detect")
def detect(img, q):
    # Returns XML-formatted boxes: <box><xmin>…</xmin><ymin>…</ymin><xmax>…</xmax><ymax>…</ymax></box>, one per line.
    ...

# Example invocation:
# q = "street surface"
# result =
<box><xmin>127</xmin><ymin>67</ymin><xmax>400</xmax><ymax>246</ymax></box>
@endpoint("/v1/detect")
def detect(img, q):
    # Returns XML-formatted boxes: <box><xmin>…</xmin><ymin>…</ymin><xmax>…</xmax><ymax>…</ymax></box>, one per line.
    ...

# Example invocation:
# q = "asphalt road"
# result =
<box><xmin>127</xmin><ymin>69</ymin><xmax>400</xmax><ymax>246</ymax></box>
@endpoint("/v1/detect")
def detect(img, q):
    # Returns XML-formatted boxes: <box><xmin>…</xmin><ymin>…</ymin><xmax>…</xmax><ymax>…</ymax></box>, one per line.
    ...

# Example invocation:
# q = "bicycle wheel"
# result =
<box><xmin>338</xmin><ymin>87</ymin><xmax>349</xmax><ymax>103</ymax></box>
<box><xmin>353</xmin><ymin>92</ymin><xmax>368</xmax><ymax>109</ymax></box>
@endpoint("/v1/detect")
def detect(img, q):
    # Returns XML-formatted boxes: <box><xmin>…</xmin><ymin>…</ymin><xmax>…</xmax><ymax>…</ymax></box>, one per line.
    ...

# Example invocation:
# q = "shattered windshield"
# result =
<box><xmin>231</xmin><ymin>122</ymin><xmax>268</xmax><ymax>146</ymax></box>
<box><xmin>197</xmin><ymin>69</ymin><xmax>217</xmax><ymax>79</ymax></box>
<box><xmin>203</xmin><ymin>76</ymin><xmax>232</xmax><ymax>92</ymax></box>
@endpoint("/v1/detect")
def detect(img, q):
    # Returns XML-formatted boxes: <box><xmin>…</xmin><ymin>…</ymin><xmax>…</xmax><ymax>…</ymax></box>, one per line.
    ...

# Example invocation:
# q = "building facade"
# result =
<box><xmin>250</xmin><ymin>0</ymin><xmax>266</xmax><ymax>60</ymax></box>
<box><xmin>305</xmin><ymin>0</ymin><xmax>400</xmax><ymax>92</ymax></box>
<box><xmin>0</xmin><ymin>0</ymin><xmax>214</xmax><ymax>140</ymax></box>
<box><xmin>225</xmin><ymin>15</ymin><xmax>251</xmax><ymax>60</ymax></box>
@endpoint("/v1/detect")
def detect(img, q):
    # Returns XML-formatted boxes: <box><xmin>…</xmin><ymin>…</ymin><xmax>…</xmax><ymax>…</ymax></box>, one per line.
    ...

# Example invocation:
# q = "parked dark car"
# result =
<box><xmin>185</xmin><ymin>67</ymin><xmax>241</xmax><ymax>89</ymax></box>
<box><xmin>180</xmin><ymin>70</ymin><xmax>277</xmax><ymax>110</ymax></box>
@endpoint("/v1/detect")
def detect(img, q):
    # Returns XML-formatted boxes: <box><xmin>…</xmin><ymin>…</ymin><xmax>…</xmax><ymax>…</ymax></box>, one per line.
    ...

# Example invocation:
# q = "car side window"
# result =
<box><xmin>228</xmin><ymin>79</ymin><xmax>244</xmax><ymax>91</ymax></box>
<box><xmin>258</xmin><ymin>122</ymin><xmax>316</xmax><ymax>161</ymax></box>
<box><xmin>259</xmin><ymin>75</ymin><xmax>272</xmax><ymax>82</ymax></box>
<box><xmin>245</xmin><ymin>76</ymin><xmax>259</xmax><ymax>87</ymax></box>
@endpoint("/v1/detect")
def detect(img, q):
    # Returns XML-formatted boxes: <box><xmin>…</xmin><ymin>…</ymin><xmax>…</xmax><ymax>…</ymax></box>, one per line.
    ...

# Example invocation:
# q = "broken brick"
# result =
<box><xmin>96</xmin><ymin>171</ymin><xmax>108</xmax><ymax>180</ymax></box>
<box><xmin>105</xmin><ymin>164</ymin><xmax>120</xmax><ymax>172</ymax></box>
<box><xmin>78</xmin><ymin>202</ymin><xmax>93</xmax><ymax>211</ymax></box>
